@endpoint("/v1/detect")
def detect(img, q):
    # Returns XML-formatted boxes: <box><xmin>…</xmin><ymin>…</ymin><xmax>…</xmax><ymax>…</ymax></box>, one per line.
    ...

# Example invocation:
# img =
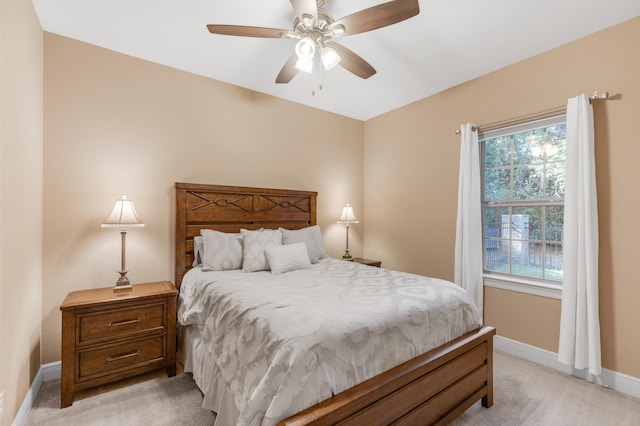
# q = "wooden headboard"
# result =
<box><xmin>175</xmin><ymin>182</ymin><xmax>317</xmax><ymax>289</ymax></box>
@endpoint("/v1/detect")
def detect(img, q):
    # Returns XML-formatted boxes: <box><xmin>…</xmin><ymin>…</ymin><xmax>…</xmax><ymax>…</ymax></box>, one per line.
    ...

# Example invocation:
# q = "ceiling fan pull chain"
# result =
<box><xmin>312</xmin><ymin>60</ymin><xmax>316</xmax><ymax>96</ymax></box>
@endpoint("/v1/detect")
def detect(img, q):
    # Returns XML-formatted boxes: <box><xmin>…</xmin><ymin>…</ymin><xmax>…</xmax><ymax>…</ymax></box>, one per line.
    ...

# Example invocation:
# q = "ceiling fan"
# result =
<box><xmin>206</xmin><ymin>0</ymin><xmax>420</xmax><ymax>84</ymax></box>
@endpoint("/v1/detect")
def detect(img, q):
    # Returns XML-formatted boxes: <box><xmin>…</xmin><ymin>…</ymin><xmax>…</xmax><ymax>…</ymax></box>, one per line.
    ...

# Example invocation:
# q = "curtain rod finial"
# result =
<box><xmin>590</xmin><ymin>90</ymin><xmax>609</xmax><ymax>101</ymax></box>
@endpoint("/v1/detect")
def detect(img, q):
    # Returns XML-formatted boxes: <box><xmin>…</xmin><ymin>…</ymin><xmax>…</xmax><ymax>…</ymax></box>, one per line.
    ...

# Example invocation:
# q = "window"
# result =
<box><xmin>480</xmin><ymin>115</ymin><xmax>566</xmax><ymax>288</ymax></box>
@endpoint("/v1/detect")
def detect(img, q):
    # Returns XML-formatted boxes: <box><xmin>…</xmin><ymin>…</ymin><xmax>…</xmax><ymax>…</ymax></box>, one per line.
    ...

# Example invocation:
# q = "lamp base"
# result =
<box><xmin>342</xmin><ymin>251</ymin><xmax>353</xmax><ymax>260</ymax></box>
<box><xmin>114</xmin><ymin>271</ymin><xmax>132</xmax><ymax>291</ymax></box>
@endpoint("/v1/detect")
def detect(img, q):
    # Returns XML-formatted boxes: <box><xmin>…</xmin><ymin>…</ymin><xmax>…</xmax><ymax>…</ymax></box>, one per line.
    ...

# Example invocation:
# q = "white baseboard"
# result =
<box><xmin>12</xmin><ymin>361</ymin><xmax>60</xmax><ymax>426</ymax></box>
<box><xmin>39</xmin><ymin>361</ymin><xmax>62</xmax><ymax>382</ymax></box>
<box><xmin>494</xmin><ymin>335</ymin><xmax>640</xmax><ymax>399</ymax></box>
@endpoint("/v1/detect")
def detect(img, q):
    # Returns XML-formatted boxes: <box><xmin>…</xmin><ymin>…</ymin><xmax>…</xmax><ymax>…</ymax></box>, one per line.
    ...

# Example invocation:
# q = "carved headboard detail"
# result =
<box><xmin>175</xmin><ymin>182</ymin><xmax>317</xmax><ymax>289</ymax></box>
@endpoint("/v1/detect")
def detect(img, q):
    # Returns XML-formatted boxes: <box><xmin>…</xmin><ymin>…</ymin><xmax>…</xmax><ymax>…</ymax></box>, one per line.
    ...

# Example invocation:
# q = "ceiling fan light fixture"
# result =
<box><xmin>295</xmin><ymin>37</ymin><xmax>316</xmax><ymax>59</ymax></box>
<box><xmin>295</xmin><ymin>57</ymin><xmax>314</xmax><ymax>73</ymax></box>
<box><xmin>321</xmin><ymin>46</ymin><xmax>341</xmax><ymax>70</ymax></box>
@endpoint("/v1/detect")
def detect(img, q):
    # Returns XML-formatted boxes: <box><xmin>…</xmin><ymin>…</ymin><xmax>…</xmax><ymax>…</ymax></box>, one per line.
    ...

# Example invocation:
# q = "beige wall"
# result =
<box><xmin>0</xmin><ymin>0</ymin><xmax>43</xmax><ymax>424</ymax></box>
<box><xmin>364</xmin><ymin>17</ymin><xmax>640</xmax><ymax>378</ymax></box>
<box><xmin>42</xmin><ymin>33</ymin><xmax>365</xmax><ymax>364</ymax></box>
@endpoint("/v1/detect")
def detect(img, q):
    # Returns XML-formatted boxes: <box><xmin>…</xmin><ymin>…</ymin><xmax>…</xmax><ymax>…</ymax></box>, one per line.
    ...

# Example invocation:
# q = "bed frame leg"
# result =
<box><xmin>482</xmin><ymin>394</ymin><xmax>492</xmax><ymax>408</ymax></box>
<box><xmin>482</xmin><ymin>330</ymin><xmax>495</xmax><ymax>408</ymax></box>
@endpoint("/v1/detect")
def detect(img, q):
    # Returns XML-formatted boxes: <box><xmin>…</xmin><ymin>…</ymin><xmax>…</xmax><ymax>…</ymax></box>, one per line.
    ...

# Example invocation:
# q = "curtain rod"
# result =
<box><xmin>455</xmin><ymin>91</ymin><xmax>610</xmax><ymax>134</ymax></box>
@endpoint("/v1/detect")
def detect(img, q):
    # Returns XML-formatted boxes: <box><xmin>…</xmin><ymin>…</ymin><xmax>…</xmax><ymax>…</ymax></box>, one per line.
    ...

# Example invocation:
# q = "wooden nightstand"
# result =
<box><xmin>351</xmin><ymin>258</ymin><xmax>382</xmax><ymax>267</ymax></box>
<box><xmin>60</xmin><ymin>281</ymin><xmax>177</xmax><ymax>408</ymax></box>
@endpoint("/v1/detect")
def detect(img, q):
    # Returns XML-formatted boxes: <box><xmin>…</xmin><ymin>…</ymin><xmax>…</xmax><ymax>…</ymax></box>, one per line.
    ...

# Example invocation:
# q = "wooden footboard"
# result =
<box><xmin>279</xmin><ymin>325</ymin><xmax>496</xmax><ymax>426</ymax></box>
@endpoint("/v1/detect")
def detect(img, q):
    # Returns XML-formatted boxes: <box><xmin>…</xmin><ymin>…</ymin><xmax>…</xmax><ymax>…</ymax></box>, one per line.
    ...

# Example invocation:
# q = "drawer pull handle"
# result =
<box><xmin>106</xmin><ymin>350</ymin><xmax>140</xmax><ymax>362</ymax></box>
<box><xmin>107</xmin><ymin>318</ymin><xmax>141</xmax><ymax>327</ymax></box>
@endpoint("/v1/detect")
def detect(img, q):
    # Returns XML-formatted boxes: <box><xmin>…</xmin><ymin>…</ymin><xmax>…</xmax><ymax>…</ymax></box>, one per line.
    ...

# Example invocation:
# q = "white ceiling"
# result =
<box><xmin>33</xmin><ymin>0</ymin><xmax>639</xmax><ymax>121</ymax></box>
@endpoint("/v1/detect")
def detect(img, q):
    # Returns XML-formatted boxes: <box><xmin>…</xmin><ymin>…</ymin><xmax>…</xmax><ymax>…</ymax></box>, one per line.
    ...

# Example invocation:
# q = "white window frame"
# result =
<box><xmin>480</xmin><ymin>115</ymin><xmax>566</xmax><ymax>299</ymax></box>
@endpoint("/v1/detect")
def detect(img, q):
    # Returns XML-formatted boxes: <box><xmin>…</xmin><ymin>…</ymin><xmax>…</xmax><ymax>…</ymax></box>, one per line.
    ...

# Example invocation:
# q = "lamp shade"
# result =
<box><xmin>101</xmin><ymin>195</ymin><xmax>145</xmax><ymax>228</ymax></box>
<box><xmin>295</xmin><ymin>56</ymin><xmax>314</xmax><ymax>73</ymax></box>
<box><xmin>337</xmin><ymin>204</ymin><xmax>359</xmax><ymax>224</ymax></box>
<box><xmin>295</xmin><ymin>37</ymin><xmax>315</xmax><ymax>59</ymax></box>
<box><xmin>321</xmin><ymin>46</ymin><xmax>341</xmax><ymax>70</ymax></box>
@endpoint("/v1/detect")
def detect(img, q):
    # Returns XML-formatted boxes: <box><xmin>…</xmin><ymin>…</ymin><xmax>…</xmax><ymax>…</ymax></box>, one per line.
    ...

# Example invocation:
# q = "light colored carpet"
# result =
<box><xmin>453</xmin><ymin>351</ymin><xmax>640</xmax><ymax>426</ymax></box>
<box><xmin>27</xmin><ymin>373</ymin><xmax>215</xmax><ymax>426</ymax></box>
<box><xmin>27</xmin><ymin>351</ymin><xmax>640</xmax><ymax>425</ymax></box>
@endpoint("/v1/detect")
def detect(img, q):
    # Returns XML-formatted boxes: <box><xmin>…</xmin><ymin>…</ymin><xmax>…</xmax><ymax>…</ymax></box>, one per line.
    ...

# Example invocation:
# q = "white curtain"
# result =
<box><xmin>455</xmin><ymin>124</ymin><xmax>484</xmax><ymax>318</ymax></box>
<box><xmin>558</xmin><ymin>94</ymin><xmax>601</xmax><ymax>376</ymax></box>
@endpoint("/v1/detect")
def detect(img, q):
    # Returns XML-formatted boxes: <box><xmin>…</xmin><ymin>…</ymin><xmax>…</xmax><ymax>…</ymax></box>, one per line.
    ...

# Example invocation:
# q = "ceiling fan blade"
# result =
<box><xmin>290</xmin><ymin>0</ymin><xmax>318</xmax><ymax>23</ymax></box>
<box><xmin>327</xmin><ymin>42</ymin><xmax>376</xmax><ymax>79</ymax></box>
<box><xmin>328</xmin><ymin>0</ymin><xmax>420</xmax><ymax>36</ymax></box>
<box><xmin>207</xmin><ymin>24</ymin><xmax>287</xmax><ymax>38</ymax></box>
<box><xmin>276</xmin><ymin>53</ymin><xmax>300</xmax><ymax>84</ymax></box>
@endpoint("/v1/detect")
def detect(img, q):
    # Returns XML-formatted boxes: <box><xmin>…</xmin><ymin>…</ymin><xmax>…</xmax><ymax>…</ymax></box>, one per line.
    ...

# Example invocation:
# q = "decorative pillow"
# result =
<box><xmin>265</xmin><ymin>243</ymin><xmax>312</xmax><ymax>275</ymax></box>
<box><xmin>192</xmin><ymin>235</ymin><xmax>204</xmax><ymax>267</ymax></box>
<box><xmin>200</xmin><ymin>229</ymin><xmax>243</xmax><ymax>271</ymax></box>
<box><xmin>280</xmin><ymin>225</ymin><xmax>327</xmax><ymax>263</ymax></box>
<box><xmin>241</xmin><ymin>228</ymin><xmax>282</xmax><ymax>272</ymax></box>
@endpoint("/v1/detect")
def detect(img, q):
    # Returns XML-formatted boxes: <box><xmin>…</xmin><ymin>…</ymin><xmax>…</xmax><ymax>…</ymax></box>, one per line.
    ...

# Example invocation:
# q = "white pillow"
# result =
<box><xmin>265</xmin><ymin>243</ymin><xmax>312</xmax><ymax>274</ymax></box>
<box><xmin>241</xmin><ymin>228</ymin><xmax>283</xmax><ymax>272</ymax></box>
<box><xmin>192</xmin><ymin>235</ymin><xmax>204</xmax><ymax>267</ymax></box>
<box><xmin>280</xmin><ymin>225</ymin><xmax>327</xmax><ymax>263</ymax></box>
<box><xmin>200</xmin><ymin>229</ymin><xmax>243</xmax><ymax>271</ymax></box>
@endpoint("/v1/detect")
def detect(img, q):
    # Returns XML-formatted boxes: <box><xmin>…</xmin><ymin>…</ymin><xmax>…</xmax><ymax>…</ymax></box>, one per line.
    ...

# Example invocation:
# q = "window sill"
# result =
<box><xmin>483</xmin><ymin>273</ymin><xmax>562</xmax><ymax>300</ymax></box>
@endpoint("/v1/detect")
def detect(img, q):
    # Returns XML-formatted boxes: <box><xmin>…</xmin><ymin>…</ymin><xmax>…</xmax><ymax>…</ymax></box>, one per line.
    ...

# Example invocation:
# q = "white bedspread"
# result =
<box><xmin>178</xmin><ymin>258</ymin><xmax>482</xmax><ymax>426</ymax></box>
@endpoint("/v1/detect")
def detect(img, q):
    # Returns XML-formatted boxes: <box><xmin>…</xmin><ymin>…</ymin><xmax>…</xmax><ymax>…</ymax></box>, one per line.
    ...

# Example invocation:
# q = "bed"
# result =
<box><xmin>174</xmin><ymin>182</ymin><xmax>495</xmax><ymax>425</ymax></box>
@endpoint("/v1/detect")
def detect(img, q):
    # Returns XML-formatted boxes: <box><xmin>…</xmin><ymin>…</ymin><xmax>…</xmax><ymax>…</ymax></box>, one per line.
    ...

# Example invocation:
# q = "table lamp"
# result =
<box><xmin>337</xmin><ymin>204</ymin><xmax>359</xmax><ymax>260</ymax></box>
<box><xmin>102</xmin><ymin>195</ymin><xmax>144</xmax><ymax>290</ymax></box>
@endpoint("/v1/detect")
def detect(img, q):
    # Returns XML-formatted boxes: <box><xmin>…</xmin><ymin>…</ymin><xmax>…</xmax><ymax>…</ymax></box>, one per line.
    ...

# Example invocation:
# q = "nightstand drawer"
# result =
<box><xmin>78</xmin><ymin>335</ymin><xmax>166</xmax><ymax>380</ymax></box>
<box><xmin>78</xmin><ymin>303</ymin><xmax>166</xmax><ymax>343</ymax></box>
